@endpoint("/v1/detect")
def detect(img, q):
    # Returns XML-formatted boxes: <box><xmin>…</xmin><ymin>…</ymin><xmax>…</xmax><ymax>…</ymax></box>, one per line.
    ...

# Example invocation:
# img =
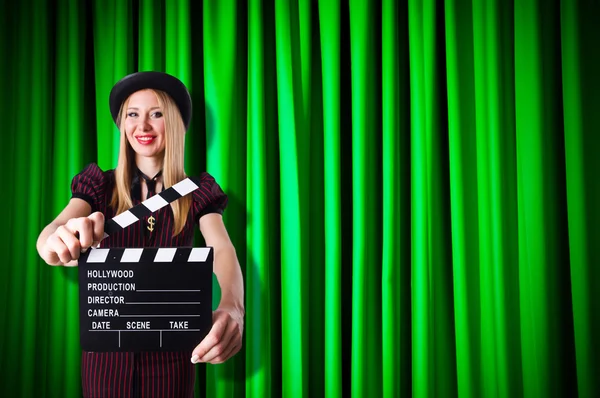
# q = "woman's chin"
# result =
<box><xmin>133</xmin><ymin>147</ymin><xmax>165</xmax><ymax>160</ymax></box>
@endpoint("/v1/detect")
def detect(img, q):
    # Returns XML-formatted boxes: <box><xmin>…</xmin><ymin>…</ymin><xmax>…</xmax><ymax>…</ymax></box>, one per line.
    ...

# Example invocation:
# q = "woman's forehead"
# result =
<box><xmin>127</xmin><ymin>89</ymin><xmax>159</xmax><ymax>108</ymax></box>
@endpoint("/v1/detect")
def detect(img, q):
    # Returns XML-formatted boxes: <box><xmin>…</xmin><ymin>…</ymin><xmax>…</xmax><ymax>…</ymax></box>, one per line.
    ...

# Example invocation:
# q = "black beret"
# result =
<box><xmin>109</xmin><ymin>71</ymin><xmax>192</xmax><ymax>129</ymax></box>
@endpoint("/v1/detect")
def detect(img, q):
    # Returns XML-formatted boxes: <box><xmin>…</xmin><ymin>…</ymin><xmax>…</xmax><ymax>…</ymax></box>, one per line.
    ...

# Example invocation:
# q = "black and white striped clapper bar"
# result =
<box><xmin>78</xmin><ymin>178</ymin><xmax>213</xmax><ymax>352</ymax></box>
<box><xmin>103</xmin><ymin>178</ymin><xmax>199</xmax><ymax>237</ymax></box>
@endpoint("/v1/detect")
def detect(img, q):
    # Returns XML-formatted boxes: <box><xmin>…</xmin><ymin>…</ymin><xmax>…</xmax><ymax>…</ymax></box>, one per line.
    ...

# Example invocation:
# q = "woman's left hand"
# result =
<box><xmin>190</xmin><ymin>307</ymin><xmax>244</xmax><ymax>364</ymax></box>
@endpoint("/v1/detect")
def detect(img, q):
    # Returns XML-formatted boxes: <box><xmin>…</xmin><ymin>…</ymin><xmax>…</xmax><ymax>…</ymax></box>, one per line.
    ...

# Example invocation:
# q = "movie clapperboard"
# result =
<box><xmin>78</xmin><ymin>178</ymin><xmax>212</xmax><ymax>352</ymax></box>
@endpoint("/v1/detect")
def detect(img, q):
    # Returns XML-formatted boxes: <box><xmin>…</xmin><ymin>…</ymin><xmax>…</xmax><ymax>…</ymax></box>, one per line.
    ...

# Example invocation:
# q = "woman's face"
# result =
<box><xmin>124</xmin><ymin>89</ymin><xmax>166</xmax><ymax>160</ymax></box>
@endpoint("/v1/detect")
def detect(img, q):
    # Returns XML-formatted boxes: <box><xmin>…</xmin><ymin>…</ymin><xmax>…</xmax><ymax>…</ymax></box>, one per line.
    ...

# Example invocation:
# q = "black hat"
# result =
<box><xmin>109</xmin><ymin>71</ymin><xmax>192</xmax><ymax>129</ymax></box>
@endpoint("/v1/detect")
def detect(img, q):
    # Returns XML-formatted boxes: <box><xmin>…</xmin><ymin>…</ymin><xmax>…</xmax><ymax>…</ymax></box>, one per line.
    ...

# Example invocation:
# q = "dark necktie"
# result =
<box><xmin>136</xmin><ymin>168</ymin><xmax>162</xmax><ymax>240</ymax></box>
<box><xmin>137</xmin><ymin>169</ymin><xmax>162</xmax><ymax>199</ymax></box>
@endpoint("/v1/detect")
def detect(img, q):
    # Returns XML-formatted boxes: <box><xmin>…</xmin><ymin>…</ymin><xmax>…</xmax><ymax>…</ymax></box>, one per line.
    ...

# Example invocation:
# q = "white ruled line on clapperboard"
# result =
<box><xmin>78</xmin><ymin>177</ymin><xmax>214</xmax><ymax>352</ymax></box>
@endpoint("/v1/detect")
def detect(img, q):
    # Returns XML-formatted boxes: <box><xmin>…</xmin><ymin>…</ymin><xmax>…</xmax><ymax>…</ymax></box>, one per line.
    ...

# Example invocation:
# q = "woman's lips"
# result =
<box><xmin>136</xmin><ymin>135</ymin><xmax>156</xmax><ymax>145</ymax></box>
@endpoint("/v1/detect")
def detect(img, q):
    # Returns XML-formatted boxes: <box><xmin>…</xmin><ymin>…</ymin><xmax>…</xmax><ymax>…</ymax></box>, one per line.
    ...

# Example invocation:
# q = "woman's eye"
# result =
<box><xmin>152</xmin><ymin>111</ymin><xmax>163</xmax><ymax>118</ymax></box>
<box><xmin>127</xmin><ymin>112</ymin><xmax>138</xmax><ymax>118</ymax></box>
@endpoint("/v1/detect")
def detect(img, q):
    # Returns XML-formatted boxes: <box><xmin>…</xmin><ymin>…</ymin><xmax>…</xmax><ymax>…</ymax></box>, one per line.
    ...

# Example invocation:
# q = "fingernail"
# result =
<box><xmin>81</xmin><ymin>247</ymin><xmax>88</xmax><ymax>253</ymax></box>
<box><xmin>191</xmin><ymin>355</ymin><xmax>199</xmax><ymax>364</ymax></box>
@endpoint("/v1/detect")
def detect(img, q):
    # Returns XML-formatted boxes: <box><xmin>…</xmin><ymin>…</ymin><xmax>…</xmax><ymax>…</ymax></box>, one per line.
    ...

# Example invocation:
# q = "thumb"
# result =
<box><xmin>88</xmin><ymin>212</ymin><xmax>105</xmax><ymax>245</ymax></box>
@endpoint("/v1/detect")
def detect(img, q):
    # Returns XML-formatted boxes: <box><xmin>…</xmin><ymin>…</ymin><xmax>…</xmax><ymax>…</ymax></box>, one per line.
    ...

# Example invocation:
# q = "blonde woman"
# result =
<box><xmin>37</xmin><ymin>72</ymin><xmax>244</xmax><ymax>397</ymax></box>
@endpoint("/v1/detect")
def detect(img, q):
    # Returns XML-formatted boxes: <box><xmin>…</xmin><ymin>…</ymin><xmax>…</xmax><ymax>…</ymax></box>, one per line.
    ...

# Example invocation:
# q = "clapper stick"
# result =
<box><xmin>102</xmin><ymin>177</ymin><xmax>199</xmax><ymax>239</ymax></box>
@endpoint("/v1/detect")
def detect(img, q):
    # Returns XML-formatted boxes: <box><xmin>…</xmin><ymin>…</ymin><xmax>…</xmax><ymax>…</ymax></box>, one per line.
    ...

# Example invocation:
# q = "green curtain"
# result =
<box><xmin>0</xmin><ymin>0</ymin><xmax>598</xmax><ymax>397</ymax></box>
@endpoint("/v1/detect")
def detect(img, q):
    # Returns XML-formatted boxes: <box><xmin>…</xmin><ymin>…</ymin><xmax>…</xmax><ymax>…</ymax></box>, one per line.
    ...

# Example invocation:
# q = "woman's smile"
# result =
<box><xmin>135</xmin><ymin>134</ymin><xmax>157</xmax><ymax>145</ymax></box>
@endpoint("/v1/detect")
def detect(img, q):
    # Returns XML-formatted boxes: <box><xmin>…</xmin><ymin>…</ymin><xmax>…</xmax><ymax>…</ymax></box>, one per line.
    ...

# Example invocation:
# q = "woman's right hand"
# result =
<box><xmin>40</xmin><ymin>212</ymin><xmax>105</xmax><ymax>266</ymax></box>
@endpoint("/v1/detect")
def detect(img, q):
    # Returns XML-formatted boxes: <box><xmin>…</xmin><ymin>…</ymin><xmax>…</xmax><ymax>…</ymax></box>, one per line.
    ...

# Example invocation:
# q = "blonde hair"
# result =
<box><xmin>110</xmin><ymin>89</ymin><xmax>192</xmax><ymax>236</ymax></box>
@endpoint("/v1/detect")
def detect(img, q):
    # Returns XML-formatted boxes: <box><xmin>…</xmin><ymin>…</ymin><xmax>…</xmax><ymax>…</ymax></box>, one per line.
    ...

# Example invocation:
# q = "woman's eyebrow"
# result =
<box><xmin>127</xmin><ymin>106</ymin><xmax>162</xmax><ymax>110</ymax></box>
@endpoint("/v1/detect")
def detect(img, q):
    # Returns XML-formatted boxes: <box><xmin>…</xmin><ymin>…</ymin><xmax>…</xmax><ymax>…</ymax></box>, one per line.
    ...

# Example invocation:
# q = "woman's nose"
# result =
<box><xmin>137</xmin><ymin>117</ymin><xmax>151</xmax><ymax>131</ymax></box>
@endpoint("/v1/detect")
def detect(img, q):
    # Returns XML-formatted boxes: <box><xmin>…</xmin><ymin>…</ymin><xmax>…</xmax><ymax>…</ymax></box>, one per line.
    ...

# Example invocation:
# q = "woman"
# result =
<box><xmin>36</xmin><ymin>71</ymin><xmax>244</xmax><ymax>397</ymax></box>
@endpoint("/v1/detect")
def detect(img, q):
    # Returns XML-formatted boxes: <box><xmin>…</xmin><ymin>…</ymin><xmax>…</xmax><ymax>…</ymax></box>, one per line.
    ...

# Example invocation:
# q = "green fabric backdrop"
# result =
<box><xmin>0</xmin><ymin>0</ymin><xmax>598</xmax><ymax>397</ymax></box>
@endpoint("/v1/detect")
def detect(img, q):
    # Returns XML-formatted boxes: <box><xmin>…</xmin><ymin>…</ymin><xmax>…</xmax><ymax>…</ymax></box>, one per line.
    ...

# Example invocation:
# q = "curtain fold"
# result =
<box><xmin>1</xmin><ymin>1</ymin><xmax>598</xmax><ymax>397</ymax></box>
<box><xmin>318</xmin><ymin>1</ymin><xmax>343</xmax><ymax>397</ymax></box>
<box><xmin>560</xmin><ymin>1</ymin><xmax>600</xmax><ymax>397</ymax></box>
<box><xmin>408</xmin><ymin>1</ymin><xmax>457</xmax><ymax>396</ymax></box>
<box><xmin>247</xmin><ymin>2</ymin><xmax>273</xmax><ymax>397</ymax></box>
<box><xmin>349</xmin><ymin>0</ymin><xmax>382</xmax><ymax>397</ymax></box>
<box><xmin>203</xmin><ymin>1</ymin><xmax>248</xmax><ymax>397</ymax></box>
<box><xmin>445</xmin><ymin>1</ymin><xmax>481</xmax><ymax>396</ymax></box>
<box><xmin>515</xmin><ymin>1</ymin><xmax>576</xmax><ymax>396</ymax></box>
<box><xmin>381</xmin><ymin>1</ymin><xmax>411</xmax><ymax>397</ymax></box>
<box><xmin>274</xmin><ymin>1</ymin><xmax>311</xmax><ymax>396</ymax></box>
<box><xmin>91</xmin><ymin>0</ymin><xmax>132</xmax><ymax>169</ymax></box>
